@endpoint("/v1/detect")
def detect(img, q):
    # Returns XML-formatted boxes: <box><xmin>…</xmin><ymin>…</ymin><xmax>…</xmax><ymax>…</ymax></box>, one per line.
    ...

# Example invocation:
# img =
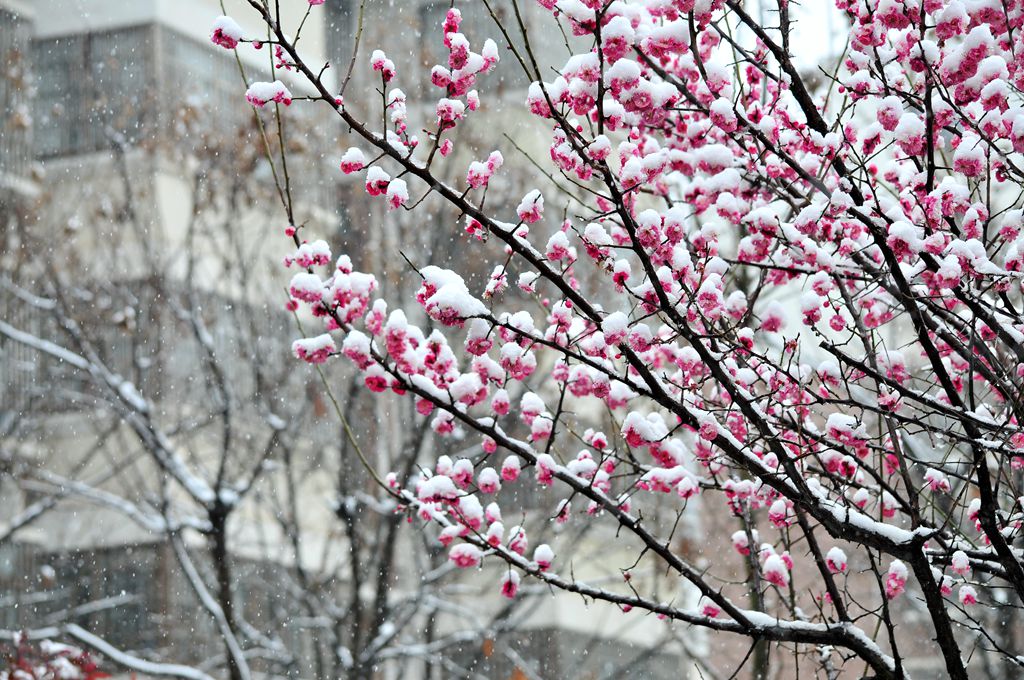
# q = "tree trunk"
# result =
<box><xmin>210</xmin><ymin>506</ymin><xmax>242</xmax><ymax>680</ymax></box>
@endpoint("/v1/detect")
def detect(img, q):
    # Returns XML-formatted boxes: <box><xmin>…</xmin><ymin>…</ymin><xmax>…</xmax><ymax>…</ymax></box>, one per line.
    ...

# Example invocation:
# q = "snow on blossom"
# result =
<box><xmin>289</xmin><ymin>272</ymin><xmax>324</xmax><ymax>303</ymax></box>
<box><xmin>292</xmin><ymin>334</ymin><xmax>335</xmax><ymax>364</ymax></box>
<box><xmin>516</xmin><ymin>190</ymin><xmax>544</xmax><ymax>224</ymax></box>
<box><xmin>436</xmin><ymin>98</ymin><xmax>466</xmax><ymax>128</ymax></box>
<box><xmin>826</xmin><ymin>547</ymin><xmax>848</xmax><ymax>574</ymax></box>
<box><xmin>508</xmin><ymin>525</ymin><xmax>528</xmax><ymax>555</ymax></box>
<box><xmin>950</xmin><ymin>550</ymin><xmax>971</xmax><ymax>577</ymax></box>
<box><xmin>288</xmin><ymin>240</ymin><xmax>331</xmax><ymax>268</ymax></box>
<box><xmin>246</xmin><ymin>80</ymin><xmax>292</xmax><ymax>107</ymax></box>
<box><xmin>893</xmin><ymin>113</ymin><xmax>925</xmax><ymax>156</ymax></box>
<box><xmin>601</xmin><ymin>311</ymin><xmax>629</xmax><ymax>345</ymax></box>
<box><xmin>621</xmin><ymin>411</ymin><xmax>669</xmax><ymax>448</ymax></box>
<box><xmin>370</xmin><ymin>49</ymin><xmax>396</xmax><ymax>82</ymax></box>
<box><xmin>886</xmin><ymin>221</ymin><xmax>923</xmax><ymax>260</ymax></box>
<box><xmin>449</xmin><ymin>543</ymin><xmax>482</xmax><ymax>568</ymax></box>
<box><xmin>418</xmin><ymin>475</ymin><xmax>459</xmax><ymax>502</ymax></box>
<box><xmin>477</xmin><ymin>467</ymin><xmax>501</xmax><ymax>494</ymax></box>
<box><xmin>768</xmin><ymin>499</ymin><xmax>790</xmax><ymax>527</ymax></box>
<box><xmin>485</xmin><ymin>521</ymin><xmax>503</xmax><ymax>547</ymax></box>
<box><xmin>417</xmin><ymin>266</ymin><xmax>487</xmax><ymax>327</ymax></box>
<box><xmin>500</xmin><ymin>570</ymin><xmax>520</xmax><ymax>598</ymax></box>
<box><xmin>533</xmin><ymin>544</ymin><xmax>554</xmax><ymax>570</ymax></box>
<box><xmin>676</xmin><ymin>474</ymin><xmax>699</xmax><ymax>499</ymax></box>
<box><xmin>953</xmin><ymin>136</ymin><xmax>986</xmax><ymax>177</ymax></box>
<box><xmin>546</xmin><ymin>231</ymin><xmax>571</xmax><ymax>261</ymax></box>
<box><xmin>364</xmin><ymin>166</ymin><xmax>391</xmax><ymax>196</ymax></box>
<box><xmin>762</xmin><ymin>554</ymin><xmax>789</xmax><ymax>588</ymax></box>
<box><xmin>885</xmin><ymin>560</ymin><xmax>908</xmax><ymax>600</ymax></box>
<box><xmin>923</xmin><ymin>468</ymin><xmax>951</xmax><ymax>494</ymax></box>
<box><xmin>210</xmin><ymin>16</ymin><xmax>244</xmax><ymax>49</ymax></box>
<box><xmin>340</xmin><ymin>147</ymin><xmax>366</xmax><ymax>174</ymax></box>
<box><xmin>731</xmin><ymin>530</ymin><xmax>755</xmax><ymax>556</ymax></box>
<box><xmin>501</xmin><ymin>455</ymin><xmax>521</xmax><ymax>482</ymax></box>
<box><xmin>386</xmin><ymin>178</ymin><xmax>408</xmax><ymax>210</ymax></box>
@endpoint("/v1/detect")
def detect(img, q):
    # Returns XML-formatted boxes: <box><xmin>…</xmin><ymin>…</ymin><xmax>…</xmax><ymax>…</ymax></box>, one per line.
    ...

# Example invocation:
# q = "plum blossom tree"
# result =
<box><xmin>228</xmin><ymin>0</ymin><xmax>1024</xmax><ymax>678</ymax></box>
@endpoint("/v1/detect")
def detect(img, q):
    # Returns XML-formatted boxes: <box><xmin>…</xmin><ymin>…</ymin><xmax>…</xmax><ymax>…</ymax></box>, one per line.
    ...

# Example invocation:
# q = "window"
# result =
<box><xmin>33</xmin><ymin>26</ymin><xmax>154</xmax><ymax>158</ymax></box>
<box><xmin>31</xmin><ymin>35</ymin><xmax>83</xmax><ymax>157</ymax></box>
<box><xmin>0</xmin><ymin>7</ymin><xmax>32</xmax><ymax>183</ymax></box>
<box><xmin>159</xmin><ymin>25</ymin><xmax>250</xmax><ymax>142</ymax></box>
<box><xmin>325</xmin><ymin>0</ymin><xmax>356</xmax><ymax>85</ymax></box>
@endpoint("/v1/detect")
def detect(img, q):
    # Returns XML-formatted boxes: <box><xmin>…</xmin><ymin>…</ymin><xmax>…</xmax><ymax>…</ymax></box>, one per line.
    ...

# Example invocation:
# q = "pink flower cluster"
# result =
<box><xmin>245</xmin><ymin>80</ymin><xmax>292</xmax><ymax>107</ymax></box>
<box><xmin>210</xmin><ymin>15</ymin><xmax>243</xmax><ymax>49</ymax></box>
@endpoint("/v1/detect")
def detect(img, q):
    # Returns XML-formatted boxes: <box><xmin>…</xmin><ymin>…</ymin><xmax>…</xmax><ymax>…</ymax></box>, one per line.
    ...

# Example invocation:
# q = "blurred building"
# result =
<box><xmin>0</xmin><ymin>0</ymin><xmax>33</xmax><ymax>198</ymax></box>
<box><xmin>0</xmin><ymin>1</ymin><xmax>694</xmax><ymax>678</ymax></box>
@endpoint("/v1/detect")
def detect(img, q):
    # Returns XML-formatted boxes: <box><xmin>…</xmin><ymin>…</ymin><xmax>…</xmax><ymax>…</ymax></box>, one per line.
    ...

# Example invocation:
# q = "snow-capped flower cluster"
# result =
<box><xmin>292</xmin><ymin>333</ymin><xmax>335</xmax><ymax>364</ymax></box>
<box><xmin>210</xmin><ymin>15</ymin><xmax>244</xmax><ymax>50</ymax></box>
<box><xmin>245</xmin><ymin>80</ymin><xmax>292</xmax><ymax>107</ymax></box>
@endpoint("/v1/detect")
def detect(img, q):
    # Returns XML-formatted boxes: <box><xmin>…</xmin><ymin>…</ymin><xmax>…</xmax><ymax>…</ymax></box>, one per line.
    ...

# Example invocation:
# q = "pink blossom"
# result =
<box><xmin>246</xmin><ymin>80</ymin><xmax>292</xmax><ymax>107</ymax></box>
<box><xmin>950</xmin><ymin>550</ymin><xmax>971</xmax><ymax>577</ymax></box>
<box><xmin>923</xmin><ymin>468</ymin><xmax>951</xmax><ymax>494</ymax></box>
<box><xmin>826</xmin><ymin>547</ymin><xmax>848</xmax><ymax>574</ymax></box>
<box><xmin>958</xmin><ymin>584</ymin><xmax>978</xmax><ymax>606</ymax></box>
<box><xmin>289</xmin><ymin>272</ymin><xmax>324</xmax><ymax>304</ymax></box>
<box><xmin>292</xmin><ymin>334</ymin><xmax>335</xmax><ymax>364</ymax></box>
<box><xmin>953</xmin><ymin>137</ymin><xmax>986</xmax><ymax>177</ymax></box>
<box><xmin>365</xmin><ymin>166</ymin><xmax>391</xmax><ymax>196</ymax></box>
<box><xmin>500</xmin><ymin>571</ymin><xmax>520</xmax><ymax>598</ymax></box>
<box><xmin>699</xmin><ymin>596</ymin><xmax>721</xmax><ymax>618</ymax></box>
<box><xmin>768</xmin><ymin>499</ymin><xmax>789</xmax><ymax>528</ymax></box>
<box><xmin>210</xmin><ymin>16</ymin><xmax>243</xmax><ymax>49</ymax></box>
<box><xmin>885</xmin><ymin>560</ymin><xmax>908</xmax><ymax>599</ymax></box>
<box><xmin>340</xmin><ymin>148</ymin><xmax>366</xmax><ymax>174</ymax></box>
<box><xmin>762</xmin><ymin>554</ymin><xmax>789</xmax><ymax>588</ymax></box>
<box><xmin>554</xmin><ymin>499</ymin><xmax>571</xmax><ymax>524</ymax></box>
<box><xmin>516</xmin><ymin>190</ymin><xmax>544</xmax><ymax>224</ymax></box>
<box><xmin>385</xmin><ymin>178</ymin><xmax>408</xmax><ymax>210</ymax></box>
<box><xmin>676</xmin><ymin>475</ymin><xmax>699</xmax><ymax>499</ymax></box>
<box><xmin>534</xmin><ymin>454</ymin><xmax>555</xmax><ymax>486</ymax></box>
<box><xmin>938</xmin><ymin>572</ymin><xmax>954</xmax><ymax>597</ymax></box>
<box><xmin>894</xmin><ymin>113</ymin><xmax>925</xmax><ymax>156</ymax></box>
<box><xmin>481</xmin><ymin>522</ymin><xmax>502</xmax><ymax>549</ymax></box>
<box><xmin>731</xmin><ymin>530</ymin><xmax>753</xmax><ymax>556</ymax></box>
<box><xmin>442</xmin><ymin>7</ymin><xmax>461</xmax><ymax>35</ymax></box>
<box><xmin>533</xmin><ymin>544</ymin><xmax>554</xmax><ymax>570</ymax></box>
<box><xmin>370</xmin><ymin>49</ymin><xmax>396</xmax><ymax>82</ymax></box>
<box><xmin>449</xmin><ymin>544</ymin><xmax>482</xmax><ymax>568</ymax></box>
<box><xmin>289</xmin><ymin>240</ymin><xmax>331</xmax><ymax>268</ymax></box>
<box><xmin>430</xmin><ymin>65</ymin><xmax>450</xmax><ymax>88</ymax></box>
<box><xmin>436</xmin><ymin>98</ymin><xmax>466</xmax><ymax>129</ymax></box>
<box><xmin>438</xmin><ymin>525</ymin><xmax>461</xmax><ymax>547</ymax></box>
<box><xmin>451</xmin><ymin>459</ymin><xmax>474</xmax><ymax>489</ymax></box>
<box><xmin>508</xmin><ymin>525</ymin><xmax>528</xmax><ymax>555</ymax></box>
<box><xmin>477</xmin><ymin>467</ymin><xmax>501</xmax><ymax>494</ymax></box>
<box><xmin>501</xmin><ymin>455</ymin><xmax>521</xmax><ymax>482</ymax></box>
